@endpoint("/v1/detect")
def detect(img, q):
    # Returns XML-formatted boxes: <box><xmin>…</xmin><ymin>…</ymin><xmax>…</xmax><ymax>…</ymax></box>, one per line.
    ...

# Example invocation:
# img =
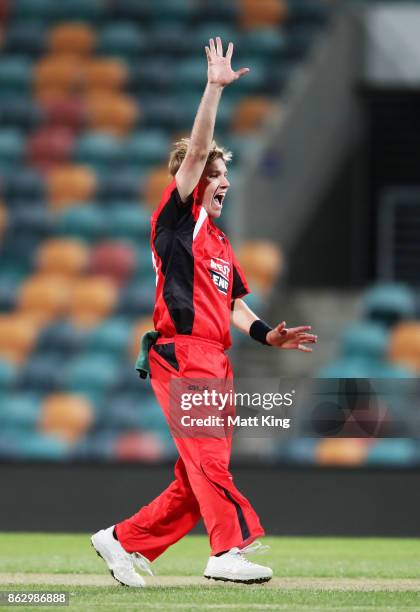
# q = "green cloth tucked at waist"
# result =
<box><xmin>135</xmin><ymin>330</ymin><xmax>159</xmax><ymax>379</ymax></box>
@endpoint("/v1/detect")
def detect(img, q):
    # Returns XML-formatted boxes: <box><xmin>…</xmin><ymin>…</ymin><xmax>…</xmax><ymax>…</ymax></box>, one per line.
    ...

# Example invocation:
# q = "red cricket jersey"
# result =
<box><xmin>150</xmin><ymin>179</ymin><xmax>249</xmax><ymax>349</ymax></box>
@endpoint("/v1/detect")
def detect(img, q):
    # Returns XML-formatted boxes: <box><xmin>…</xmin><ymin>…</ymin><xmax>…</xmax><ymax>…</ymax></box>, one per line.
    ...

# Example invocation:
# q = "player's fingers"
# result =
<box><xmin>297</xmin><ymin>333</ymin><xmax>317</xmax><ymax>342</ymax></box>
<box><xmin>235</xmin><ymin>67</ymin><xmax>250</xmax><ymax>78</ymax></box>
<box><xmin>216</xmin><ymin>36</ymin><xmax>223</xmax><ymax>56</ymax></box>
<box><xmin>205</xmin><ymin>46</ymin><xmax>211</xmax><ymax>61</ymax></box>
<box><xmin>226</xmin><ymin>41</ymin><xmax>233</xmax><ymax>61</ymax></box>
<box><xmin>209</xmin><ymin>38</ymin><xmax>216</xmax><ymax>54</ymax></box>
<box><xmin>291</xmin><ymin>325</ymin><xmax>312</xmax><ymax>334</ymax></box>
<box><xmin>298</xmin><ymin>344</ymin><xmax>313</xmax><ymax>353</ymax></box>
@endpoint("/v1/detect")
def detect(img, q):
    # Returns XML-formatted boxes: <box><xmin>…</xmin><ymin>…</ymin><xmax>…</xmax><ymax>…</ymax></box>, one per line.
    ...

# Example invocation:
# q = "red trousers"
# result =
<box><xmin>115</xmin><ymin>335</ymin><xmax>264</xmax><ymax>560</ymax></box>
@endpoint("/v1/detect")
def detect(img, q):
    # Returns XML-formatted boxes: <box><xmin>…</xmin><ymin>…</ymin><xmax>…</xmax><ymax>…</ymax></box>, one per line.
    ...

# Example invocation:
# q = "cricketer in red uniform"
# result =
<box><xmin>114</xmin><ymin>37</ymin><xmax>317</xmax><ymax>567</ymax></box>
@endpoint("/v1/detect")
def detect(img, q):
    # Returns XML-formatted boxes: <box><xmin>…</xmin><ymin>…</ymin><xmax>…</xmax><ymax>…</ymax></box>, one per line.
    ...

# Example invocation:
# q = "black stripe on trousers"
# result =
<box><xmin>222</xmin><ymin>487</ymin><xmax>251</xmax><ymax>542</ymax></box>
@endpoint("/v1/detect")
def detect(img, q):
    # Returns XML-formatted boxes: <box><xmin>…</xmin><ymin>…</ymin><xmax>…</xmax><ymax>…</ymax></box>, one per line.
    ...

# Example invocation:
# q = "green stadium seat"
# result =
<box><xmin>194</xmin><ymin>0</ymin><xmax>238</xmax><ymax>24</ymax></box>
<box><xmin>149</xmin><ymin>0</ymin><xmax>193</xmax><ymax>24</ymax></box>
<box><xmin>123</xmin><ymin>131</ymin><xmax>170</xmax><ymax>167</ymax></box>
<box><xmin>0</xmin><ymin>130</ymin><xmax>24</xmax><ymax>168</ymax></box>
<box><xmin>0</xmin><ymin>57</ymin><xmax>31</xmax><ymax>94</ymax></box>
<box><xmin>98</xmin><ymin>23</ymin><xmax>147</xmax><ymax>58</ymax></box>
<box><xmin>147</xmin><ymin>24</ymin><xmax>191</xmax><ymax>57</ymax></box>
<box><xmin>64</xmin><ymin>354</ymin><xmax>120</xmax><ymax>393</ymax></box>
<box><xmin>110</xmin><ymin>0</ymin><xmax>152</xmax><ymax>21</ymax></box>
<box><xmin>56</xmin><ymin>205</ymin><xmax>106</xmax><ymax>241</ymax></box>
<box><xmin>86</xmin><ymin>318</ymin><xmax>133</xmax><ymax>357</ymax></box>
<box><xmin>107</xmin><ymin>205</ymin><xmax>150</xmax><ymax>240</ymax></box>
<box><xmin>74</xmin><ymin>132</ymin><xmax>124</xmax><ymax>171</ymax></box>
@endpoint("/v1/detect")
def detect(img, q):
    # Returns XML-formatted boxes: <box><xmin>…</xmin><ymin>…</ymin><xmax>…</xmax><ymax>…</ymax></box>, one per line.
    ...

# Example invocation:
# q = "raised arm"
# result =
<box><xmin>176</xmin><ymin>37</ymin><xmax>249</xmax><ymax>202</ymax></box>
<box><xmin>231</xmin><ymin>299</ymin><xmax>317</xmax><ymax>352</ymax></box>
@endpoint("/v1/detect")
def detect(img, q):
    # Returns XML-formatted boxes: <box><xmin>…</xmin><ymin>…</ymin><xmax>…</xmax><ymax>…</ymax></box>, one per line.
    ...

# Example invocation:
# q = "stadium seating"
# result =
<box><xmin>0</xmin><ymin>0</ymin><xmax>333</xmax><ymax>460</ymax></box>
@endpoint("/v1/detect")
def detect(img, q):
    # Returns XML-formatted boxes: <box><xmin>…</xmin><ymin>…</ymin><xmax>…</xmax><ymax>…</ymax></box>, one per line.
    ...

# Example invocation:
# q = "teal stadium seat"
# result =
<box><xmin>107</xmin><ymin>205</ymin><xmax>150</xmax><ymax>240</ymax></box>
<box><xmin>74</xmin><ymin>132</ymin><xmax>124</xmax><ymax>172</ymax></box>
<box><xmin>14</xmin><ymin>432</ymin><xmax>69</xmax><ymax>460</ymax></box>
<box><xmin>0</xmin><ymin>130</ymin><xmax>24</xmax><ymax>168</ymax></box>
<box><xmin>0</xmin><ymin>57</ymin><xmax>31</xmax><ymax>95</ymax></box>
<box><xmin>362</xmin><ymin>283</ymin><xmax>416</xmax><ymax>328</ymax></box>
<box><xmin>123</xmin><ymin>131</ymin><xmax>170</xmax><ymax>168</ymax></box>
<box><xmin>12</xmin><ymin>0</ymin><xmax>55</xmax><ymax>21</ymax></box>
<box><xmin>366</xmin><ymin>439</ymin><xmax>419</xmax><ymax>467</ymax></box>
<box><xmin>21</xmin><ymin>353</ymin><xmax>66</xmax><ymax>391</ymax></box>
<box><xmin>149</xmin><ymin>0</ymin><xmax>193</xmax><ymax>23</ymax></box>
<box><xmin>13</xmin><ymin>0</ymin><xmax>106</xmax><ymax>22</ymax></box>
<box><xmin>239</xmin><ymin>29</ymin><xmax>287</xmax><ymax>59</ymax></box>
<box><xmin>85</xmin><ymin>318</ymin><xmax>133</xmax><ymax>357</ymax></box>
<box><xmin>0</xmin><ymin>98</ymin><xmax>43</xmax><ymax>131</ymax></box>
<box><xmin>4</xmin><ymin>22</ymin><xmax>47</xmax><ymax>56</ymax></box>
<box><xmin>56</xmin><ymin>205</ymin><xmax>106</xmax><ymax>242</ymax></box>
<box><xmin>64</xmin><ymin>354</ymin><xmax>120</xmax><ymax>394</ymax></box>
<box><xmin>190</xmin><ymin>24</ymin><xmax>237</xmax><ymax>54</ymax></box>
<box><xmin>98</xmin><ymin>23</ymin><xmax>147</xmax><ymax>58</ymax></box>
<box><xmin>3</xmin><ymin>169</ymin><xmax>46</xmax><ymax>201</ymax></box>
<box><xmin>0</xmin><ymin>393</ymin><xmax>41</xmax><ymax>431</ymax></box>
<box><xmin>0</xmin><ymin>361</ymin><xmax>18</xmax><ymax>392</ymax></box>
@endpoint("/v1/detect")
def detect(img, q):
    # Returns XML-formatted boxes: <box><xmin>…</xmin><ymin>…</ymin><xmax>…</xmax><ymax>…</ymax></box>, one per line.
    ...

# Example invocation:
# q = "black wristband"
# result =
<box><xmin>249</xmin><ymin>319</ymin><xmax>272</xmax><ymax>345</ymax></box>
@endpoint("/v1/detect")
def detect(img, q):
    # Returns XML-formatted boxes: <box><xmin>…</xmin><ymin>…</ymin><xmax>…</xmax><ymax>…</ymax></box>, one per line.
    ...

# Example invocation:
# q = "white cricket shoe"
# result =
<box><xmin>91</xmin><ymin>526</ymin><xmax>153</xmax><ymax>587</ymax></box>
<box><xmin>204</xmin><ymin>542</ymin><xmax>273</xmax><ymax>584</ymax></box>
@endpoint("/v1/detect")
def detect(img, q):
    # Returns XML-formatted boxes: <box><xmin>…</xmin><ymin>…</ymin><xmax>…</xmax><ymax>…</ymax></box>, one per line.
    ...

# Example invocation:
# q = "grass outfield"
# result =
<box><xmin>0</xmin><ymin>534</ymin><xmax>419</xmax><ymax>610</ymax></box>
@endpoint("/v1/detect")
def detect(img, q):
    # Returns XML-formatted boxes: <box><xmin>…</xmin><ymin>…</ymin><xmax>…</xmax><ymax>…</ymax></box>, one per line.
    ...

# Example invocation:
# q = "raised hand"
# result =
<box><xmin>266</xmin><ymin>321</ymin><xmax>318</xmax><ymax>353</ymax></box>
<box><xmin>205</xmin><ymin>37</ymin><xmax>249</xmax><ymax>87</ymax></box>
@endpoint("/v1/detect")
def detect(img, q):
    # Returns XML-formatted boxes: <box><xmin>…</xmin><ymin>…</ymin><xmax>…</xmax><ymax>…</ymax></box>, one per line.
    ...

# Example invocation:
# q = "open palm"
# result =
<box><xmin>206</xmin><ymin>37</ymin><xmax>249</xmax><ymax>87</ymax></box>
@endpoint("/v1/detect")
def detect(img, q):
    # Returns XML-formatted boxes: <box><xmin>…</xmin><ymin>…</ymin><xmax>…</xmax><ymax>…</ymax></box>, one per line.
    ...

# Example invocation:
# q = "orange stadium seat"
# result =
<box><xmin>90</xmin><ymin>241</ymin><xmax>136</xmax><ymax>286</ymax></box>
<box><xmin>39</xmin><ymin>393</ymin><xmax>94</xmax><ymax>444</ymax></box>
<box><xmin>84</xmin><ymin>59</ymin><xmax>127</xmax><ymax>93</ymax></box>
<box><xmin>315</xmin><ymin>439</ymin><xmax>370</xmax><ymax>467</ymax></box>
<box><xmin>85</xmin><ymin>92</ymin><xmax>139</xmax><ymax>136</ymax></box>
<box><xmin>48</xmin><ymin>23</ymin><xmax>95</xmax><ymax>57</ymax></box>
<box><xmin>232</xmin><ymin>96</ymin><xmax>275</xmax><ymax>133</ymax></box>
<box><xmin>236</xmin><ymin>240</ymin><xmax>283</xmax><ymax>294</ymax></box>
<box><xmin>26</xmin><ymin>126</ymin><xmax>75</xmax><ymax>171</ymax></box>
<box><xmin>17</xmin><ymin>274</ymin><xmax>73</xmax><ymax>323</ymax></box>
<box><xmin>239</xmin><ymin>0</ymin><xmax>289</xmax><ymax>29</ymax></box>
<box><xmin>37</xmin><ymin>238</ymin><xmax>90</xmax><ymax>278</ymax></box>
<box><xmin>129</xmin><ymin>316</ymin><xmax>155</xmax><ymax>361</ymax></box>
<box><xmin>69</xmin><ymin>276</ymin><xmax>118</xmax><ymax>328</ymax></box>
<box><xmin>0</xmin><ymin>314</ymin><xmax>40</xmax><ymax>364</ymax></box>
<box><xmin>46</xmin><ymin>164</ymin><xmax>96</xmax><ymax>210</ymax></box>
<box><xmin>33</xmin><ymin>57</ymin><xmax>85</xmax><ymax>101</ymax></box>
<box><xmin>388</xmin><ymin>322</ymin><xmax>420</xmax><ymax>373</ymax></box>
<box><xmin>144</xmin><ymin>165</ymin><xmax>171</xmax><ymax>210</ymax></box>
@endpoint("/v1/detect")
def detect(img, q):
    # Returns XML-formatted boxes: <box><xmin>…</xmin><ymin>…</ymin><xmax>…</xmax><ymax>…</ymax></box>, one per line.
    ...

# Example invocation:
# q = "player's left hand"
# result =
<box><xmin>266</xmin><ymin>321</ymin><xmax>317</xmax><ymax>352</ymax></box>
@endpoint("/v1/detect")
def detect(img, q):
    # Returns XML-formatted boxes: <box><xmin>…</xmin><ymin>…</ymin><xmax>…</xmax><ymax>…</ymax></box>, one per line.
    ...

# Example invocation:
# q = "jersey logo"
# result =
<box><xmin>209</xmin><ymin>258</ymin><xmax>230</xmax><ymax>295</ymax></box>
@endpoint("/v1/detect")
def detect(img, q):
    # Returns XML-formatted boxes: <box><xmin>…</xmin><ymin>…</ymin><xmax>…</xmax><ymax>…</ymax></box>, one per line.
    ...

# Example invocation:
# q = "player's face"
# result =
<box><xmin>198</xmin><ymin>158</ymin><xmax>230</xmax><ymax>218</ymax></box>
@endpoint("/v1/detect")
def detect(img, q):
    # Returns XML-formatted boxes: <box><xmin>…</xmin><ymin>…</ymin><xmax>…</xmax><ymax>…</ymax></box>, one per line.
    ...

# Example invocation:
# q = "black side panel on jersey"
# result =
<box><xmin>153</xmin><ymin>187</ymin><xmax>196</xmax><ymax>334</ymax></box>
<box><xmin>153</xmin><ymin>343</ymin><xmax>179</xmax><ymax>371</ymax></box>
<box><xmin>232</xmin><ymin>265</ymin><xmax>248</xmax><ymax>300</ymax></box>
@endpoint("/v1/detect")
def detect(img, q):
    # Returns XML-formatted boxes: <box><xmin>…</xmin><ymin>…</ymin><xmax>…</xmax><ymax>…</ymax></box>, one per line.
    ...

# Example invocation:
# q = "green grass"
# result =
<box><xmin>0</xmin><ymin>534</ymin><xmax>419</xmax><ymax>610</ymax></box>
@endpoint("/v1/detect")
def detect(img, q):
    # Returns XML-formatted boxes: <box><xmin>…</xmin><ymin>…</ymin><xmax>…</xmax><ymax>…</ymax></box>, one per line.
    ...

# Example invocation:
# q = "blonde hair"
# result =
<box><xmin>168</xmin><ymin>138</ymin><xmax>232</xmax><ymax>176</ymax></box>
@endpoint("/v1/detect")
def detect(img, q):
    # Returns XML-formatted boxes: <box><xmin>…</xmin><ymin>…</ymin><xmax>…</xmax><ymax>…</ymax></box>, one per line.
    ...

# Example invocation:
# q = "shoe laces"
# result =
<box><xmin>132</xmin><ymin>552</ymin><xmax>154</xmax><ymax>576</ymax></box>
